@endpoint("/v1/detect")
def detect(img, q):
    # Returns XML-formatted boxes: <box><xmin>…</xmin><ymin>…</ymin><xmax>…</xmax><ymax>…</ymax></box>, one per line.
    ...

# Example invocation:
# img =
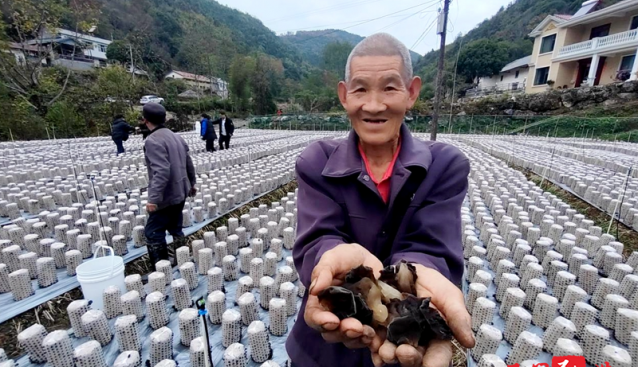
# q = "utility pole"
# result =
<box><xmin>129</xmin><ymin>43</ymin><xmax>135</xmax><ymax>83</ymax></box>
<box><xmin>430</xmin><ymin>0</ymin><xmax>451</xmax><ymax>141</ymax></box>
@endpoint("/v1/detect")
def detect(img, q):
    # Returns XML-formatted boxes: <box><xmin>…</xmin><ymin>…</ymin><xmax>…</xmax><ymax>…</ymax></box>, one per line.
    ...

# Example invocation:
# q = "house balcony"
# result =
<box><xmin>555</xmin><ymin>29</ymin><xmax>638</xmax><ymax>61</ymax></box>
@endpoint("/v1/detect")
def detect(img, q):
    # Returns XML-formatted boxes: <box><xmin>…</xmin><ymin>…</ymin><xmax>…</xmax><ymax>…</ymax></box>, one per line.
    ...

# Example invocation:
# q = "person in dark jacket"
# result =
<box><xmin>210</xmin><ymin>111</ymin><xmax>234</xmax><ymax>150</ymax></box>
<box><xmin>200</xmin><ymin>113</ymin><xmax>217</xmax><ymax>152</ymax></box>
<box><xmin>111</xmin><ymin>115</ymin><xmax>135</xmax><ymax>154</ymax></box>
<box><xmin>142</xmin><ymin>103</ymin><xmax>197</xmax><ymax>267</ymax></box>
<box><xmin>287</xmin><ymin>33</ymin><xmax>475</xmax><ymax>367</ymax></box>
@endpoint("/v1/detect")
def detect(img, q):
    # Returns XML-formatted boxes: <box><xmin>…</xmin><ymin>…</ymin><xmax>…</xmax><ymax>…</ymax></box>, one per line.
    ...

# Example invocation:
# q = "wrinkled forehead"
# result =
<box><xmin>347</xmin><ymin>55</ymin><xmax>407</xmax><ymax>85</ymax></box>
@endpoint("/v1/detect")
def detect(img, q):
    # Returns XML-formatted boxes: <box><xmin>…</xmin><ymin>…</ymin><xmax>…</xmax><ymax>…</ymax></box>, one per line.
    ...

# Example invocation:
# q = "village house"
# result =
<box><xmin>527</xmin><ymin>0</ymin><xmax>638</xmax><ymax>93</ymax></box>
<box><xmin>472</xmin><ymin>55</ymin><xmax>531</xmax><ymax>97</ymax></box>
<box><xmin>165</xmin><ymin>70</ymin><xmax>229</xmax><ymax>99</ymax></box>
<box><xmin>26</xmin><ymin>28</ymin><xmax>112</xmax><ymax>71</ymax></box>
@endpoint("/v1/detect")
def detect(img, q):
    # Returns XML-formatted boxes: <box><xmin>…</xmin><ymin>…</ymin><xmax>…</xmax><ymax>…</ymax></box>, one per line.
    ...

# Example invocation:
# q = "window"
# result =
<box><xmin>534</xmin><ymin>67</ymin><xmax>550</xmax><ymax>85</ymax></box>
<box><xmin>590</xmin><ymin>24</ymin><xmax>611</xmax><ymax>39</ymax></box>
<box><xmin>631</xmin><ymin>16</ymin><xmax>638</xmax><ymax>30</ymax></box>
<box><xmin>515</xmin><ymin>70</ymin><xmax>520</xmax><ymax>78</ymax></box>
<box><xmin>99</xmin><ymin>44</ymin><xmax>107</xmax><ymax>53</ymax></box>
<box><xmin>620</xmin><ymin>55</ymin><xmax>636</xmax><ymax>71</ymax></box>
<box><xmin>540</xmin><ymin>34</ymin><xmax>556</xmax><ymax>54</ymax></box>
<box><xmin>500</xmin><ymin>75</ymin><xmax>504</xmax><ymax>82</ymax></box>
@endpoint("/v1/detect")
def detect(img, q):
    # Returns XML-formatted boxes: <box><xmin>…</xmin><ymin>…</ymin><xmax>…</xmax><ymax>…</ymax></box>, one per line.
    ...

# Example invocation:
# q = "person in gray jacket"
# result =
<box><xmin>142</xmin><ymin>103</ymin><xmax>197</xmax><ymax>266</ymax></box>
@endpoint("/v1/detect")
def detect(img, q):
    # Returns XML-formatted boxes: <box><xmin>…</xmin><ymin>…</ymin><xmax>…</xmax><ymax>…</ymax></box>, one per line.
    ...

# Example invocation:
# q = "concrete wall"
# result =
<box><xmin>52</xmin><ymin>58</ymin><xmax>95</xmax><ymax>71</ymax></box>
<box><xmin>553</xmin><ymin>61</ymin><xmax>579</xmax><ymax>88</ymax></box>
<box><xmin>478</xmin><ymin>76</ymin><xmax>497</xmax><ymax>89</ymax></box>
<box><xmin>477</xmin><ymin>67</ymin><xmax>528</xmax><ymax>91</ymax></box>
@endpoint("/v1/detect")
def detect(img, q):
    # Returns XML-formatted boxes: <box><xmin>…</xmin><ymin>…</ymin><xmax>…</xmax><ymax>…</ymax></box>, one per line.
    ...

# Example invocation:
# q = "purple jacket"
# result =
<box><xmin>286</xmin><ymin>124</ymin><xmax>470</xmax><ymax>367</ymax></box>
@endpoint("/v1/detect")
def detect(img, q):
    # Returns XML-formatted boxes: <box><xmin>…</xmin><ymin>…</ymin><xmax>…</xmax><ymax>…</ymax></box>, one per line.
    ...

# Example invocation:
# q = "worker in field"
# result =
<box><xmin>110</xmin><ymin>114</ymin><xmax>135</xmax><ymax>155</ymax></box>
<box><xmin>142</xmin><ymin>103</ymin><xmax>197</xmax><ymax>266</ymax></box>
<box><xmin>200</xmin><ymin>113</ymin><xmax>217</xmax><ymax>152</ymax></box>
<box><xmin>210</xmin><ymin>111</ymin><xmax>235</xmax><ymax>150</ymax></box>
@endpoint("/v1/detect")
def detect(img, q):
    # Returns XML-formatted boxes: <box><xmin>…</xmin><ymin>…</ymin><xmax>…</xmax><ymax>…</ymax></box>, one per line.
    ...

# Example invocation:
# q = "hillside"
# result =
<box><xmin>282</xmin><ymin>29</ymin><xmax>421</xmax><ymax>67</ymax></box>
<box><xmin>415</xmin><ymin>0</ymin><xmax>624</xmax><ymax>93</ymax></box>
<box><xmin>89</xmin><ymin>0</ymin><xmax>306</xmax><ymax>80</ymax></box>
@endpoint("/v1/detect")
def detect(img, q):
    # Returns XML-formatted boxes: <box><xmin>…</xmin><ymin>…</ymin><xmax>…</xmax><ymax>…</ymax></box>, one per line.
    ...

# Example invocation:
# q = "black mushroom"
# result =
<box><xmin>317</xmin><ymin>263</ymin><xmax>453</xmax><ymax>347</ymax></box>
<box><xmin>386</xmin><ymin>295</ymin><xmax>452</xmax><ymax>347</ymax></box>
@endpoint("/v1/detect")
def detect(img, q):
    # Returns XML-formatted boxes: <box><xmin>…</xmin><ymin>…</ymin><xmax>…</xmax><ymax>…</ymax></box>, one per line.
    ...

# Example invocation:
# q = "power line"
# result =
<box><xmin>293</xmin><ymin>1</ymin><xmax>440</xmax><ymax>45</ymax></box>
<box><xmin>280</xmin><ymin>9</ymin><xmax>436</xmax><ymax>34</ymax></box>
<box><xmin>265</xmin><ymin>0</ymin><xmax>386</xmax><ymax>23</ymax></box>
<box><xmin>410</xmin><ymin>15</ymin><xmax>437</xmax><ymax>49</ymax></box>
<box><xmin>375</xmin><ymin>5</ymin><xmax>439</xmax><ymax>33</ymax></box>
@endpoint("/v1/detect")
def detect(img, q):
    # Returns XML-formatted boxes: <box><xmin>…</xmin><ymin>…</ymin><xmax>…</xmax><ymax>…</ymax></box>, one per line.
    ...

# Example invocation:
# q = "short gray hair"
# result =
<box><xmin>344</xmin><ymin>32</ymin><xmax>413</xmax><ymax>85</ymax></box>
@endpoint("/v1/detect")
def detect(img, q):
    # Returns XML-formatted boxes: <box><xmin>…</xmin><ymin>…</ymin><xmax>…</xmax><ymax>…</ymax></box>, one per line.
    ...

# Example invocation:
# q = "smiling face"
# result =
<box><xmin>338</xmin><ymin>55</ymin><xmax>421</xmax><ymax>146</ymax></box>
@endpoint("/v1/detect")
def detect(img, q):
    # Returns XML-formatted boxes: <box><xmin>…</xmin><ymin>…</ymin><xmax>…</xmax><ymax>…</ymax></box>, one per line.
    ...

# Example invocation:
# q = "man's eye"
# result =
<box><xmin>385</xmin><ymin>86</ymin><xmax>397</xmax><ymax>91</ymax></box>
<box><xmin>353</xmin><ymin>88</ymin><xmax>366</xmax><ymax>93</ymax></box>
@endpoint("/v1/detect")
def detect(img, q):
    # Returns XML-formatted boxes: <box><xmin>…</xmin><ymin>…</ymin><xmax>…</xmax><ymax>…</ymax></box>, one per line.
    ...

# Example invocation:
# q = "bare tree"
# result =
<box><xmin>0</xmin><ymin>0</ymin><xmax>99</xmax><ymax>114</ymax></box>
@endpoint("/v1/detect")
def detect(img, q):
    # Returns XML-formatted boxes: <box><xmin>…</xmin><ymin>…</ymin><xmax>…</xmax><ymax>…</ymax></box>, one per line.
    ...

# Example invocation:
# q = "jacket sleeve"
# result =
<box><xmin>200</xmin><ymin>120</ymin><xmax>207</xmax><ymax>136</ymax></box>
<box><xmin>293</xmin><ymin>154</ymin><xmax>351</xmax><ymax>287</ymax></box>
<box><xmin>185</xmin><ymin>143</ymin><xmax>196</xmax><ymax>188</ymax></box>
<box><xmin>228</xmin><ymin>119</ymin><xmax>235</xmax><ymax>135</ymax></box>
<box><xmin>145</xmin><ymin>139</ymin><xmax>171</xmax><ymax>205</ymax></box>
<box><xmin>390</xmin><ymin>154</ymin><xmax>469</xmax><ymax>285</ymax></box>
<box><xmin>127</xmin><ymin>123</ymin><xmax>135</xmax><ymax>133</ymax></box>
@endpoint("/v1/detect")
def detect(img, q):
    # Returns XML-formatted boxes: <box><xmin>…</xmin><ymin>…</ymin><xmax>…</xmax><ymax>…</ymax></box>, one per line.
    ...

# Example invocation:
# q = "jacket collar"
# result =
<box><xmin>322</xmin><ymin>123</ymin><xmax>432</xmax><ymax>178</ymax></box>
<box><xmin>146</xmin><ymin>125</ymin><xmax>167</xmax><ymax>138</ymax></box>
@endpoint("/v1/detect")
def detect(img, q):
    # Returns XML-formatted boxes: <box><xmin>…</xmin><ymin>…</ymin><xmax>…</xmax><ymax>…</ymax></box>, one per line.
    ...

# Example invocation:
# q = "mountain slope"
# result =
<box><xmin>91</xmin><ymin>0</ymin><xmax>305</xmax><ymax>80</ymax></box>
<box><xmin>282</xmin><ymin>29</ymin><xmax>421</xmax><ymax>67</ymax></box>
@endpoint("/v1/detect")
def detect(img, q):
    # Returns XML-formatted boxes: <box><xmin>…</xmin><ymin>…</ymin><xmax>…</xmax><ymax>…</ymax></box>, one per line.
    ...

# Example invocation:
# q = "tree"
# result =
<box><xmin>0</xmin><ymin>0</ymin><xmax>99</xmax><ymax>117</ymax></box>
<box><xmin>106</xmin><ymin>40</ymin><xmax>132</xmax><ymax>64</ymax></box>
<box><xmin>322</xmin><ymin>41</ymin><xmax>354</xmax><ymax>80</ymax></box>
<box><xmin>457</xmin><ymin>38</ymin><xmax>511</xmax><ymax>82</ymax></box>
<box><xmin>251</xmin><ymin>55</ymin><xmax>276</xmax><ymax>115</ymax></box>
<box><xmin>229</xmin><ymin>55</ymin><xmax>255</xmax><ymax>112</ymax></box>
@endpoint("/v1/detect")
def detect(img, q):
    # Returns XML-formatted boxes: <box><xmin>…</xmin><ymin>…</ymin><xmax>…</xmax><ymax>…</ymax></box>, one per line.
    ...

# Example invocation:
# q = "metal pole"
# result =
<box><xmin>469</xmin><ymin>115</ymin><xmax>473</xmax><ymax>135</ymax></box>
<box><xmin>448</xmin><ymin>36</ymin><xmax>464</xmax><ymax>130</ymax></box>
<box><xmin>429</xmin><ymin>0</ymin><xmax>451</xmax><ymax>141</ymax></box>
<box><xmin>608</xmin><ymin>166</ymin><xmax>632</xmax><ymax>234</ymax></box>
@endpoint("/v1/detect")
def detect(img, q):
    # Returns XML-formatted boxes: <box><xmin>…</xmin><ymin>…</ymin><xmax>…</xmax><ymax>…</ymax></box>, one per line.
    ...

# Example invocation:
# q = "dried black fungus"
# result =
<box><xmin>379</xmin><ymin>261</ymin><xmax>418</xmax><ymax>295</ymax></box>
<box><xmin>386</xmin><ymin>295</ymin><xmax>452</xmax><ymax>347</ymax></box>
<box><xmin>317</xmin><ymin>263</ymin><xmax>453</xmax><ymax>347</ymax></box>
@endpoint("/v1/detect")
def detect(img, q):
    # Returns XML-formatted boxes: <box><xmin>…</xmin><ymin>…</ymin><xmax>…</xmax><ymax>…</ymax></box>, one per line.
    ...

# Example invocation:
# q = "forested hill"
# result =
<box><xmin>282</xmin><ymin>29</ymin><xmax>422</xmax><ymax>66</ymax></box>
<box><xmin>88</xmin><ymin>0</ymin><xmax>306</xmax><ymax>80</ymax></box>
<box><xmin>414</xmin><ymin>0</ymin><xmax>623</xmax><ymax>97</ymax></box>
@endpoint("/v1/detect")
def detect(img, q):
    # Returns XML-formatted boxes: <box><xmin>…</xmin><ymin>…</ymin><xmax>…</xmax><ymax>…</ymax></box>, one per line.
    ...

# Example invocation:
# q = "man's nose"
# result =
<box><xmin>361</xmin><ymin>92</ymin><xmax>387</xmax><ymax>114</ymax></box>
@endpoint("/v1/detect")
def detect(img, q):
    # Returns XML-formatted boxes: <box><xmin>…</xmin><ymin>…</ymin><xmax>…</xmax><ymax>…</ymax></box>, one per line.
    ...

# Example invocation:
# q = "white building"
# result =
<box><xmin>30</xmin><ymin>28</ymin><xmax>112</xmax><ymax>71</ymax></box>
<box><xmin>165</xmin><ymin>70</ymin><xmax>229</xmax><ymax>99</ymax></box>
<box><xmin>476</xmin><ymin>55</ymin><xmax>531</xmax><ymax>93</ymax></box>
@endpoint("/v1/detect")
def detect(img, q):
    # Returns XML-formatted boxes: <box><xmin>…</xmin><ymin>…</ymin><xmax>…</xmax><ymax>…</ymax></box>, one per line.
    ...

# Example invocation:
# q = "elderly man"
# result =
<box><xmin>287</xmin><ymin>33</ymin><xmax>475</xmax><ymax>367</ymax></box>
<box><xmin>142</xmin><ymin>103</ymin><xmax>197</xmax><ymax>266</ymax></box>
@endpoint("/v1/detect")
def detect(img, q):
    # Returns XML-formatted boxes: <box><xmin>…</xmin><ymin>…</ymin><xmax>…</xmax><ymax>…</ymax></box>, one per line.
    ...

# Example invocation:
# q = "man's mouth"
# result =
<box><xmin>363</xmin><ymin>118</ymin><xmax>388</xmax><ymax>124</ymax></box>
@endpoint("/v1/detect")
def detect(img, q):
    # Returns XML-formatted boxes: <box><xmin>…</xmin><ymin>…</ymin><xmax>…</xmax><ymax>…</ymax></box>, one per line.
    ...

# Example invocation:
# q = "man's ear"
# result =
<box><xmin>338</xmin><ymin>81</ymin><xmax>348</xmax><ymax>109</ymax></box>
<box><xmin>406</xmin><ymin>76</ymin><xmax>422</xmax><ymax>109</ymax></box>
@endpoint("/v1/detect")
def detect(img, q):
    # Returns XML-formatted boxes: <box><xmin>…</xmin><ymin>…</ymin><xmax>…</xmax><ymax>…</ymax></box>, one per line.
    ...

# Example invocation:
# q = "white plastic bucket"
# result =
<box><xmin>76</xmin><ymin>245</ymin><xmax>126</xmax><ymax>311</ymax></box>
